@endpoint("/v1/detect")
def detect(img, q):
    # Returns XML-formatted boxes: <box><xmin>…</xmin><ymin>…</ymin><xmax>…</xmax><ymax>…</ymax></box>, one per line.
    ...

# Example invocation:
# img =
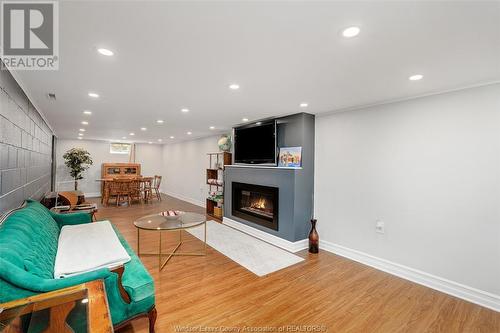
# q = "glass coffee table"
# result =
<box><xmin>134</xmin><ymin>212</ymin><xmax>207</xmax><ymax>270</ymax></box>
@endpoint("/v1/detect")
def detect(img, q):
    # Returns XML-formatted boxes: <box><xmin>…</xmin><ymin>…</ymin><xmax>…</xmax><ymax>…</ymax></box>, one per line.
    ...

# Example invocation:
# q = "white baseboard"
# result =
<box><xmin>223</xmin><ymin>217</ymin><xmax>308</xmax><ymax>253</ymax></box>
<box><xmin>162</xmin><ymin>190</ymin><xmax>205</xmax><ymax>208</ymax></box>
<box><xmin>320</xmin><ymin>240</ymin><xmax>500</xmax><ymax>312</ymax></box>
<box><xmin>80</xmin><ymin>189</ymin><xmax>498</xmax><ymax>312</ymax></box>
<box><xmin>83</xmin><ymin>190</ymin><xmax>205</xmax><ymax>207</ymax></box>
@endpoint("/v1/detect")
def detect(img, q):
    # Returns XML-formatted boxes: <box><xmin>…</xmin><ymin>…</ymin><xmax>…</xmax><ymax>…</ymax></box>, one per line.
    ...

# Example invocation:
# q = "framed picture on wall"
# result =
<box><xmin>278</xmin><ymin>147</ymin><xmax>302</xmax><ymax>167</ymax></box>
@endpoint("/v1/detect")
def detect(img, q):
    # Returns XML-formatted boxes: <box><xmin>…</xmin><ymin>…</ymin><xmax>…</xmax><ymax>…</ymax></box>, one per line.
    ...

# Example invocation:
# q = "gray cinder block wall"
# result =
<box><xmin>0</xmin><ymin>67</ymin><xmax>54</xmax><ymax>214</ymax></box>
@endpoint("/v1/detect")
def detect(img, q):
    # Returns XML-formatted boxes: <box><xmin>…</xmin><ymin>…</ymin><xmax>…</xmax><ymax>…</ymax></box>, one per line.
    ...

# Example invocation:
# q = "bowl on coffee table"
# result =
<box><xmin>160</xmin><ymin>210</ymin><xmax>185</xmax><ymax>220</ymax></box>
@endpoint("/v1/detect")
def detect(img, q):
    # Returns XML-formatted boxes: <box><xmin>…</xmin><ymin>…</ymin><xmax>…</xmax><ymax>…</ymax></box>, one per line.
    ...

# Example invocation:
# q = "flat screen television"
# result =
<box><xmin>234</xmin><ymin>120</ymin><xmax>277</xmax><ymax>165</ymax></box>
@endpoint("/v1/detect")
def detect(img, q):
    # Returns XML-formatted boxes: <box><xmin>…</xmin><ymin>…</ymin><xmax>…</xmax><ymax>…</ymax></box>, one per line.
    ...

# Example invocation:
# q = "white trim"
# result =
<box><xmin>84</xmin><ymin>192</ymin><xmax>101</xmax><ymax>198</ymax></box>
<box><xmin>317</xmin><ymin>81</ymin><xmax>500</xmax><ymax>117</ymax></box>
<box><xmin>320</xmin><ymin>240</ymin><xmax>500</xmax><ymax>312</ymax></box>
<box><xmin>85</xmin><ymin>190</ymin><xmax>206</xmax><ymax>207</ymax></box>
<box><xmin>161</xmin><ymin>190</ymin><xmax>205</xmax><ymax>208</ymax></box>
<box><xmin>223</xmin><ymin>217</ymin><xmax>308</xmax><ymax>253</ymax></box>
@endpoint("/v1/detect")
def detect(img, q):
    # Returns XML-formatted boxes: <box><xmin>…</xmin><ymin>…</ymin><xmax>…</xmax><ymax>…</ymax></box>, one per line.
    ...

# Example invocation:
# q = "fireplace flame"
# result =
<box><xmin>251</xmin><ymin>198</ymin><xmax>266</xmax><ymax>210</ymax></box>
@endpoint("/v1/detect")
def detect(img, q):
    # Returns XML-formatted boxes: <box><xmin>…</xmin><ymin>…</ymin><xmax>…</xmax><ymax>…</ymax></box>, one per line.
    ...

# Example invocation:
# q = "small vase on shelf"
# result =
<box><xmin>308</xmin><ymin>219</ymin><xmax>319</xmax><ymax>253</ymax></box>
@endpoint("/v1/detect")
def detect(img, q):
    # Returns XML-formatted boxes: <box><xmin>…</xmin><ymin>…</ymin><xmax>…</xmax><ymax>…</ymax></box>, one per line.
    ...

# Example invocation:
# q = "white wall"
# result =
<box><xmin>54</xmin><ymin>84</ymin><xmax>500</xmax><ymax>309</ymax></box>
<box><xmin>56</xmin><ymin>140</ymin><xmax>163</xmax><ymax>195</ymax></box>
<box><xmin>135</xmin><ymin>143</ymin><xmax>164</xmax><ymax>178</ymax></box>
<box><xmin>161</xmin><ymin>135</ymin><xmax>220</xmax><ymax>206</ymax></box>
<box><xmin>315</xmin><ymin>84</ymin><xmax>500</xmax><ymax>299</ymax></box>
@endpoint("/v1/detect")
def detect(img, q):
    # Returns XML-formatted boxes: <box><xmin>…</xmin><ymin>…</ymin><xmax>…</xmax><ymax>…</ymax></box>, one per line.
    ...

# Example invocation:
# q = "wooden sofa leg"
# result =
<box><xmin>111</xmin><ymin>266</ymin><xmax>131</xmax><ymax>304</ymax></box>
<box><xmin>148</xmin><ymin>306</ymin><xmax>157</xmax><ymax>333</ymax></box>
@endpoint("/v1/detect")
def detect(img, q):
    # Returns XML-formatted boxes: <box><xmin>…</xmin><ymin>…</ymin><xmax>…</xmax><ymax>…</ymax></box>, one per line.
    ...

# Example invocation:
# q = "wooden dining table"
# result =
<box><xmin>97</xmin><ymin>176</ymin><xmax>154</xmax><ymax>205</ymax></box>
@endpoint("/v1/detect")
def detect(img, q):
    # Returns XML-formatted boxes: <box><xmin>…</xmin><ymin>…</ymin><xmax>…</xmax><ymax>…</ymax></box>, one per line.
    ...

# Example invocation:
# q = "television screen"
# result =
<box><xmin>234</xmin><ymin>121</ymin><xmax>276</xmax><ymax>164</ymax></box>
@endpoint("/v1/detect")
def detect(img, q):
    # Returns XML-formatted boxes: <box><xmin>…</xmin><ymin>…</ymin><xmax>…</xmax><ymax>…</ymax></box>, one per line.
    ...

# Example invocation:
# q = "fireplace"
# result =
<box><xmin>232</xmin><ymin>182</ymin><xmax>279</xmax><ymax>230</ymax></box>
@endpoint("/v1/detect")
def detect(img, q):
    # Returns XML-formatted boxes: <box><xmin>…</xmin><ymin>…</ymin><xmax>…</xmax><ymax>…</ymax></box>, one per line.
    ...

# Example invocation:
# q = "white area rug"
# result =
<box><xmin>187</xmin><ymin>221</ymin><xmax>304</xmax><ymax>276</ymax></box>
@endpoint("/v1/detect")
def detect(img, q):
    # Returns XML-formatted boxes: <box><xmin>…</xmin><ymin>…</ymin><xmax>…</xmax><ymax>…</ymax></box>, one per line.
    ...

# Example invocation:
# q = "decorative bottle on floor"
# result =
<box><xmin>308</xmin><ymin>219</ymin><xmax>319</xmax><ymax>253</ymax></box>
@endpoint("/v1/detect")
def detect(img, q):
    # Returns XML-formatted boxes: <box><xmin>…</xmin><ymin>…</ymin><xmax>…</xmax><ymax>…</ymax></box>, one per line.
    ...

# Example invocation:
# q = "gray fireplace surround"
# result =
<box><xmin>224</xmin><ymin>113</ymin><xmax>314</xmax><ymax>243</ymax></box>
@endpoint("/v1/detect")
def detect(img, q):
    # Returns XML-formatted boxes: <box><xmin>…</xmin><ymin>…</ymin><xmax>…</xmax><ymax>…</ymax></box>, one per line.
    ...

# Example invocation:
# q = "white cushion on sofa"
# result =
<box><xmin>54</xmin><ymin>220</ymin><xmax>131</xmax><ymax>278</ymax></box>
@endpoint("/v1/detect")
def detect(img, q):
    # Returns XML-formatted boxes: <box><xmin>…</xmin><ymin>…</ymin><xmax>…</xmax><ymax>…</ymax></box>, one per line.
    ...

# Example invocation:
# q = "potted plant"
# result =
<box><xmin>63</xmin><ymin>148</ymin><xmax>93</xmax><ymax>190</ymax></box>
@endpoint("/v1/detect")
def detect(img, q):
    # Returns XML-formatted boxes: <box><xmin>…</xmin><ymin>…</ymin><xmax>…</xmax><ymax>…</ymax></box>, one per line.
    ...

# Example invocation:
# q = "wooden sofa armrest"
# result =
<box><xmin>111</xmin><ymin>266</ymin><xmax>131</xmax><ymax>304</ymax></box>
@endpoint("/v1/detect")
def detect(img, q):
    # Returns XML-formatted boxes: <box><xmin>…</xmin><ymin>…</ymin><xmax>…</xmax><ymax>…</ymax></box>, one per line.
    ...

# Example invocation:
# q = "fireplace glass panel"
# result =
<box><xmin>239</xmin><ymin>190</ymin><xmax>275</xmax><ymax>219</ymax></box>
<box><xmin>232</xmin><ymin>182</ymin><xmax>278</xmax><ymax>230</ymax></box>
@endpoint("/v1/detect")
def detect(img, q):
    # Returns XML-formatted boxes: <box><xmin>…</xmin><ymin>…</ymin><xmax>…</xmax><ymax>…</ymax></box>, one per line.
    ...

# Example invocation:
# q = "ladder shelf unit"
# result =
<box><xmin>206</xmin><ymin>152</ymin><xmax>232</xmax><ymax>221</ymax></box>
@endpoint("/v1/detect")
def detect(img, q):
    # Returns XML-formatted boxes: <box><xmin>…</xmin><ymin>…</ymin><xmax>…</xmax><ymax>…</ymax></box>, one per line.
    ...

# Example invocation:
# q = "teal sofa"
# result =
<box><xmin>0</xmin><ymin>200</ymin><xmax>156</xmax><ymax>332</ymax></box>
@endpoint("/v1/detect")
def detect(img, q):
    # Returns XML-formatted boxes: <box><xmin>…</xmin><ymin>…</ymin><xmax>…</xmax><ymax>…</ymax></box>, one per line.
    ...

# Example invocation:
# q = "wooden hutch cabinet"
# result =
<box><xmin>100</xmin><ymin>163</ymin><xmax>141</xmax><ymax>196</ymax></box>
<box><xmin>101</xmin><ymin>163</ymin><xmax>141</xmax><ymax>179</ymax></box>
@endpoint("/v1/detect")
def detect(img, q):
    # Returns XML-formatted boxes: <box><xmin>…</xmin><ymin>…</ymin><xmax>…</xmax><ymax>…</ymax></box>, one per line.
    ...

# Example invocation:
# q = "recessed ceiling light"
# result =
<box><xmin>209</xmin><ymin>126</ymin><xmax>215</xmax><ymax>130</ymax></box>
<box><xmin>256</xmin><ymin>122</ymin><xmax>262</xmax><ymax>125</ymax></box>
<box><xmin>122</xmin><ymin>136</ymin><xmax>127</xmax><ymax>139</ymax></box>
<box><xmin>79</xmin><ymin>128</ymin><xmax>85</xmax><ymax>132</ymax></box>
<box><xmin>181</xmin><ymin>108</ymin><xmax>189</xmax><ymax>113</ymax></box>
<box><xmin>300</xmin><ymin>103</ymin><xmax>308</xmax><ymax>108</ymax></box>
<box><xmin>88</xmin><ymin>92</ymin><xmax>99</xmax><ymax>98</ymax></box>
<box><xmin>170</xmin><ymin>136</ymin><xmax>175</xmax><ymax>139</ymax></box>
<box><xmin>242</xmin><ymin>118</ymin><xmax>249</xmax><ymax>122</ymax></box>
<box><xmin>409</xmin><ymin>74</ymin><xmax>423</xmax><ymax>81</ymax></box>
<box><xmin>77</xmin><ymin>137</ymin><xmax>82</xmax><ymax>140</ymax></box>
<box><xmin>187</xmin><ymin>131</ymin><xmax>192</xmax><ymax>135</ymax></box>
<box><xmin>140</xmin><ymin>127</ymin><xmax>147</xmax><ymax>131</ymax></box>
<box><xmin>229</xmin><ymin>84</ymin><xmax>240</xmax><ymax>90</ymax></box>
<box><xmin>156</xmin><ymin>120</ymin><xmax>164</xmax><ymax>124</ymax></box>
<box><xmin>78</xmin><ymin>133</ymin><xmax>83</xmax><ymax>136</ymax></box>
<box><xmin>97</xmin><ymin>48</ymin><xmax>114</xmax><ymax>56</ymax></box>
<box><xmin>83</xmin><ymin>110</ymin><xmax>92</xmax><ymax>115</ymax></box>
<box><xmin>158</xmin><ymin>139</ymin><xmax>162</xmax><ymax>142</ymax></box>
<box><xmin>342</xmin><ymin>26</ymin><xmax>360</xmax><ymax>38</ymax></box>
<box><xmin>148</xmin><ymin>142</ymin><xmax>153</xmax><ymax>144</ymax></box>
<box><xmin>129</xmin><ymin>132</ymin><xmax>135</xmax><ymax>136</ymax></box>
<box><xmin>81</xmin><ymin>121</ymin><xmax>89</xmax><ymax>125</ymax></box>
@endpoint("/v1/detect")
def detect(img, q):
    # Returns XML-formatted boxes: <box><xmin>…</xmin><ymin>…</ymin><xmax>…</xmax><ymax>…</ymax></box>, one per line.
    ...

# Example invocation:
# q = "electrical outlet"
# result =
<box><xmin>375</xmin><ymin>220</ymin><xmax>385</xmax><ymax>234</ymax></box>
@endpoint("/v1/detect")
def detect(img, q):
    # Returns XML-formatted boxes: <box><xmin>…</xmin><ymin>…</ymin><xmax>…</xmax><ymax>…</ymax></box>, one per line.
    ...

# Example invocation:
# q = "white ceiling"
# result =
<box><xmin>12</xmin><ymin>1</ymin><xmax>500</xmax><ymax>143</ymax></box>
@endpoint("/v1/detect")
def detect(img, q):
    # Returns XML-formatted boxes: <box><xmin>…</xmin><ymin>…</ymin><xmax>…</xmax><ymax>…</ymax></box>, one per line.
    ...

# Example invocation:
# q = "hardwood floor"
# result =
<box><xmin>90</xmin><ymin>195</ymin><xmax>499</xmax><ymax>333</ymax></box>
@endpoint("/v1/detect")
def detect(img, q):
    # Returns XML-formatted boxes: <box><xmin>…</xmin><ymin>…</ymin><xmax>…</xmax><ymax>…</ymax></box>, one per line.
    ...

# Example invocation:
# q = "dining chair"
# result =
<box><xmin>110</xmin><ymin>179</ymin><xmax>132</xmax><ymax>206</ymax></box>
<box><xmin>129</xmin><ymin>179</ymin><xmax>142</xmax><ymax>203</ymax></box>
<box><xmin>106</xmin><ymin>180</ymin><xmax>118</xmax><ymax>206</ymax></box>
<box><xmin>140</xmin><ymin>177</ymin><xmax>153</xmax><ymax>203</ymax></box>
<box><xmin>153</xmin><ymin>175</ymin><xmax>162</xmax><ymax>201</ymax></box>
